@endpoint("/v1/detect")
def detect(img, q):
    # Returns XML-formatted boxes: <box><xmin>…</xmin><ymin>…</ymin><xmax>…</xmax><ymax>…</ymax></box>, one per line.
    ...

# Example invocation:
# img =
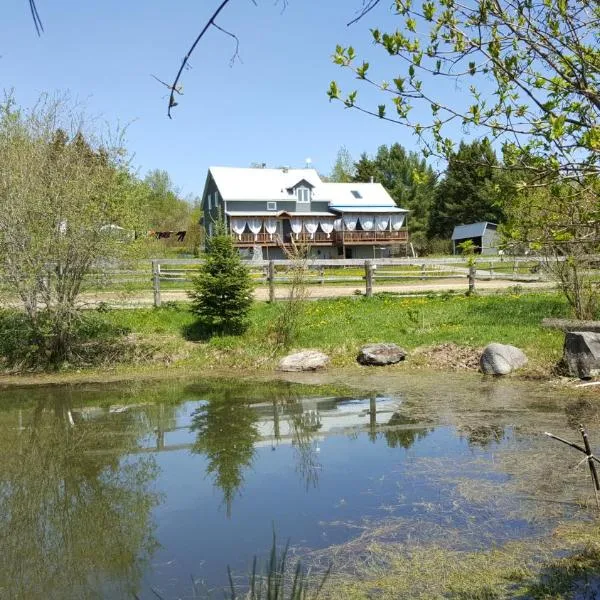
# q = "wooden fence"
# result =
<box><xmin>145</xmin><ymin>256</ymin><xmax>544</xmax><ymax>307</ymax></box>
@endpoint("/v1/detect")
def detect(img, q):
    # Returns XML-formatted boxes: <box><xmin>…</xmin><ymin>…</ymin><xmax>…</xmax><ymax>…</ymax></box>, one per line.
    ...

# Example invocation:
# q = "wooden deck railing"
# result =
<box><xmin>234</xmin><ymin>230</ymin><xmax>409</xmax><ymax>246</ymax></box>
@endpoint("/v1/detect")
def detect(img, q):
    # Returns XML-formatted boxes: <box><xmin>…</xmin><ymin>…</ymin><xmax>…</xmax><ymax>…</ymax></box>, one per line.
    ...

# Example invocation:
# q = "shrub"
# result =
<box><xmin>0</xmin><ymin>309</ymin><xmax>130</xmax><ymax>370</ymax></box>
<box><xmin>189</xmin><ymin>220</ymin><xmax>253</xmax><ymax>336</ymax></box>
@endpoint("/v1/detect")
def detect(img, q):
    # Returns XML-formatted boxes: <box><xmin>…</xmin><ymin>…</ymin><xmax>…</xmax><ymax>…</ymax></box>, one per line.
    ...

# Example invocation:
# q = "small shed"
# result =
<box><xmin>451</xmin><ymin>222</ymin><xmax>499</xmax><ymax>255</ymax></box>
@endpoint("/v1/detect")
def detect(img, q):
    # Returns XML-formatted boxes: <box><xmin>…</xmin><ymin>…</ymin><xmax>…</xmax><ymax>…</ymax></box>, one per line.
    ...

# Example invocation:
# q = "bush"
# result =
<box><xmin>0</xmin><ymin>309</ymin><xmax>130</xmax><ymax>370</ymax></box>
<box><xmin>189</xmin><ymin>221</ymin><xmax>253</xmax><ymax>336</ymax></box>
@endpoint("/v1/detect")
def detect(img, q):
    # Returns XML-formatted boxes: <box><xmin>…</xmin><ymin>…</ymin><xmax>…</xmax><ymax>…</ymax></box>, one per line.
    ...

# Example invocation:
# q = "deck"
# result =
<box><xmin>234</xmin><ymin>230</ymin><xmax>408</xmax><ymax>247</ymax></box>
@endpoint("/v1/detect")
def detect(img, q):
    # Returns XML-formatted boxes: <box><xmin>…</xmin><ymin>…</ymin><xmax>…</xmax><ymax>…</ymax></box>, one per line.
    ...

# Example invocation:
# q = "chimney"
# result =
<box><xmin>370</xmin><ymin>176</ymin><xmax>374</xmax><ymax>183</ymax></box>
<box><xmin>282</xmin><ymin>166</ymin><xmax>289</xmax><ymax>173</ymax></box>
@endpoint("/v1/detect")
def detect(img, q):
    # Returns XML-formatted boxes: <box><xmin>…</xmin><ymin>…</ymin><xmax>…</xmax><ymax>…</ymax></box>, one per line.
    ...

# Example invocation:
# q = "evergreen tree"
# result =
<box><xmin>189</xmin><ymin>220</ymin><xmax>253</xmax><ymax>335</ymax></box>
<box><xmin>428</xmin><ymin>140</ymin><xmax>504</xmax><ymax>240</ymax></box>
<box><xmin>354</xmin><ymin>144</ymin><xmax>437</xmax><ymax>252</ymax></box>
<box><xmin>353</xmin><ymin>152</ymin><xmax>378</xmax><ymax>183</ymax></box>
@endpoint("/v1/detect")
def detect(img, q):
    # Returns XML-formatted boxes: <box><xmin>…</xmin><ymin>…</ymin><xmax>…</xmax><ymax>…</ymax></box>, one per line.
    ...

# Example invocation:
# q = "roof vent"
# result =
<box><xmin>282</xmin><ymin>166</ymin><xmax>289</xmax><ymax>173</ymax></box>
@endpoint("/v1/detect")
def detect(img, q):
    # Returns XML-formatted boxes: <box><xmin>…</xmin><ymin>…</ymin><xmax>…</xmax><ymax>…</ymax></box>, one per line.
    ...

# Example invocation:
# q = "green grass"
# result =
<box><xmin>100</xmin><ymin>291</ymin><xmax>569</xmax><ymax>373</ymax></box>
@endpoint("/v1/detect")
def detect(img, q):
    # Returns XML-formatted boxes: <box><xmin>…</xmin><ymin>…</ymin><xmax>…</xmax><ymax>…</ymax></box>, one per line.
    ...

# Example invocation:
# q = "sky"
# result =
<box><xmin>2</xmin><ymin>0</ymin><xmax>449</xmax><ymax>198</ymax></box>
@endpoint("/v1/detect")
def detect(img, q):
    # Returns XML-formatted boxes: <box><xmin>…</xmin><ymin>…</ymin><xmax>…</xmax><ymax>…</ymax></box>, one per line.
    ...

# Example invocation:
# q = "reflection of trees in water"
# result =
<box><xmin>381</xmin><ymin>413</ymin><xmax>431</xmax><ymax>449</ymax></box>
<box><xmin>0</xmin><ymin>397</ymin><xmax>159</xmax><ymax>600</ymax></box>
<box><xmin>190</xmin><ymin>393</ymin><xmax>259</xmax><ymax>517</ymax></box>
<box><xmin>459</xmin><ymin>424</ymin><xmax>506</xmax><ymax>448</ymax></box>
<box><xmin>284</xmin><ymin>400</ymin><xmax>323</xmax><ymax>491</ymax></box>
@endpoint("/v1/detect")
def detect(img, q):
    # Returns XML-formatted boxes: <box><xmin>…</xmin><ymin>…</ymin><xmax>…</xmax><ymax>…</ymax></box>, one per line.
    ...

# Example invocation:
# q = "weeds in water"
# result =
<box><xmin>227</xmin><ymin>534</ymin><xmax>331</xmax><ymax>600</ymax></box>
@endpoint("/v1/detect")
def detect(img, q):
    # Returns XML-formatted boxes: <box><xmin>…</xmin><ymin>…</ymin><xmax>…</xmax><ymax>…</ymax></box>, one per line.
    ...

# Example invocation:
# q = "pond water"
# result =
<box><xmin>0</xmin><ymin>373</ymin><xmax>597</xmax><ymax>599</ymax></box>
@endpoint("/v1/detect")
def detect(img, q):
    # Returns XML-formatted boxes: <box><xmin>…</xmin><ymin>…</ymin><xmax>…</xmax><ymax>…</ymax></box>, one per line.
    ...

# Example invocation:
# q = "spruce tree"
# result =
<box><xmin>189</xmin><ymin>220</ymin><xmax>253</xmax><ymax>335</ymax></box>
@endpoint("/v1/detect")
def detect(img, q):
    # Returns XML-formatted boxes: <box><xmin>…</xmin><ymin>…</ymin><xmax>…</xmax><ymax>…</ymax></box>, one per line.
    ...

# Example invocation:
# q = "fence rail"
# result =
<box><xmin>142</xmin><ymin>256</ymin><xmax>545</xmax><ymax>307</ymax></box>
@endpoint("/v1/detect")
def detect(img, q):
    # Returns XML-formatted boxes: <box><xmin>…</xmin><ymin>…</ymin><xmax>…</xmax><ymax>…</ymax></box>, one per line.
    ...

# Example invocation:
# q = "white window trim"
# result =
<box><xmin>296</xmin><ymin>187</ymin><xmax>311</xmax><ymax>203</ymax></box>
<box><xmin>267</xmin><ymin>201</ymin><xmax>277</xmax><ymax>211</ymax></box>
<box><xmin>208</xmin><ymin>193</ymin><xmax>212</xmax><ymax>211</ymax></box>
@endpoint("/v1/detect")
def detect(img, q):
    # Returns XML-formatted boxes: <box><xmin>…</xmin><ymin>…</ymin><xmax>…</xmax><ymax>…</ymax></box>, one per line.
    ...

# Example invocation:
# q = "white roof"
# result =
<box><xmin>207</xmin><ymin>167</ymin><xmax>408</xmax><ymax>211</ymax></box>
<box><xmin>316</xmin><ymin>182</ymin><xmax>401</xmax><ymax>210</ymax></box>
<box><xmin>209</xmin><ymin>167</ymin><xmax>322</xmax><ymax>201</ymax></box>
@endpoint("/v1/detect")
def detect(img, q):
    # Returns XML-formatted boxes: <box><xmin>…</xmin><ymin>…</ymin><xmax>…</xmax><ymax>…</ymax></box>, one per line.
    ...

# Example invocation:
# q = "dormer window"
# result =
<box><xmin>296</xmin><ymin>187</ymin><xmax>311</xmax><ymax>203</ymax></box>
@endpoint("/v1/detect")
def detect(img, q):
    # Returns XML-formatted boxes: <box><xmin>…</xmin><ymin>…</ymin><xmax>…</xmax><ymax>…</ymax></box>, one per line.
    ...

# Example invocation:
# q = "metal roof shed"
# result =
<box><xmin>451</xmin><ymin>222</ymin><xmax>499</xmax><ymax>255</ymax></box>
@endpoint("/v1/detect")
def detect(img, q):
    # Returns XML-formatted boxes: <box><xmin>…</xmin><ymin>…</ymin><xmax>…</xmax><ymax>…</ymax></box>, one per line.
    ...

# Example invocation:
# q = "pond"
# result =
<box><xmin>0</xmin><ymin>373</ymin><xmax>598</xmax><ymax>599</ymax></box>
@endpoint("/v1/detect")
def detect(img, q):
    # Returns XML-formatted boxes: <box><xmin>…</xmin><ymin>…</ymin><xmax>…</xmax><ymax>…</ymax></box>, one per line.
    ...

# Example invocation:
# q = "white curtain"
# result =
<box><xmin>320</xmin><ymin>219</ymin><xmax>334</xmax><ymax>238</ymax></box>
<box><xmin>333</xmin><ymin>218</ymin><xmax>343</xmax><ymax>232</ymax></box>
<box><xmin>375</xmin><ymin>215</ymin><xmax>389</xmax><ymax>231</ymax></box>
<box><xmin>304</xmin><ymin>217</ymin><xmax>319</xmax><ymax>239</ymax></box>
<box><xmin>290</xmin><ymin>217</ymin><xmax>303</xmax><ymax>239</ymax></box>
<box><xmin>359</xmin><ymin>214</ymin><xmax>375</xmax><ymax>231</ymax></box>
<box><xmin>343</xmin><ymin>214</ymin><xmax>358</xmax><ymax>231</ymax></box>
<box><xmin>264</xmin><ymin>217</ymin><xmax>278</xmax><ymax>240</ymax></box>
<box><xmin>247</xmin><ymin>218</ymin><xmax>263</xmax><ymax>239</ymax></box>
<box><xmin>390</xmin><ymin>214</ymin><xmax>405</xmax><ymax>231</ymax></box>
<box><xmin>230</xmin><ymin>217</ymin><xmax>247</xmax><ymax>239</ymax></box>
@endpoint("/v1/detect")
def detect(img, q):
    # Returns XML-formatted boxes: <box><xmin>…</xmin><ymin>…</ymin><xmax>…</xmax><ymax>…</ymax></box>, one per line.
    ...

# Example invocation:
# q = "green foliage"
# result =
<box><xmin>139</xmin><ymin>169</ymin><xmax>193</xmax><ymax>231</ymax></box>
<box><xmin>189</xmin><ymin>220</ymin><xmax>253</xmax><ymax>335</ymax></box>
<box><xmin>331</xmin><ymin>0</ymin><xmax>599</xmax><ymax>185</ymax></box>
<box><xmin>0</xmin><ymin>93</ymin><xmax>145</xmax><ymax>365</ymax></box>
<box><xmin>428</xmin><ymin>139</ymin><xmax>504</xmax><ymax>239</ymax></box>
<box><xmin>0</xmin><ymin>308</ymin><xmax>129</xmax><ymax>369</ymax></box>
<box><xmin>329</xmin><ymin>146</ymin><xmax>355</xmax><ymax>182</ymax></box>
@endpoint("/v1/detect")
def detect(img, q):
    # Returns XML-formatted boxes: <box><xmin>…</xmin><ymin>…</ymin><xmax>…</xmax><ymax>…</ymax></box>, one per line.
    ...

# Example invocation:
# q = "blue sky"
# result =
<box><xmin>2</xmin><ymin>0</ymin><xmax>446</xmax><ymax>198</ymax></box>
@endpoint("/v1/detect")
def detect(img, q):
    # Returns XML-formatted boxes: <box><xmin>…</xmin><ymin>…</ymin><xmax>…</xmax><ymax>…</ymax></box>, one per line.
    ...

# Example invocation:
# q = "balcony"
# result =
<box><xmin>335</xmin><ymin>230</ymin><xmax>408</xmax><ymax>244</ymax></box>
<box><xmin>233</xmin><ymin>229</ymin><xmax>408</xmax><ymax>247</ymax></box>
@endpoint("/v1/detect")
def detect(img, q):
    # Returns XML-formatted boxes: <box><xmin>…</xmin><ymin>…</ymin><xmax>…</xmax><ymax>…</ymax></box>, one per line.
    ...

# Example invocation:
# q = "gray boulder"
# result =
<box><xmin>480</xmin><ymin>343</ymin><xmax>528</xmax><ymax>375</ymax></box>
<box><xmin>278</xmin><ymin>350</ymin><xmax>329</xmax><ymax>372</ymax></box>
<box><xmin>563</xmin><ymin>331</ymin><xmax>600</xmax><ymax>379</ymax></box>
<box><xmin>357</xmin><ymin>343</ymin><xmax>407</xmax><ymax>366</ymax></box>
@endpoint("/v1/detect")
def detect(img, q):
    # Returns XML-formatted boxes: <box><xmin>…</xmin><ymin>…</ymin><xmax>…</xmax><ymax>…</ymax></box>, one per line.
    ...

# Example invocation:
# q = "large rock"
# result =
<box><xmin>278</xmin><ymin>350</ymin><xmax>329</xmax><ymax>372</ymax></box>
<box><xmin>357</xmin><ymin>343</ymin><xmax>407</xmax><ymax>366</ymax></box>
<box><xmin>563</xmin><ymin>331</ymin><xmax>600</xmax><ymax>379</ymax></box>
<box><xmin>480</xmin><ymin>343</ymin><xmax>528</xmax><ymax>375</ymax></box>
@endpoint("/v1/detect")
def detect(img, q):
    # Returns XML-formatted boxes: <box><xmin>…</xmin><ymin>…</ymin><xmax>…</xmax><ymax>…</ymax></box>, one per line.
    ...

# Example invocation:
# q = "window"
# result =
<box><xmin>296</xmin><ymin>187</ymin><xmax>311</xmax><ymax>203</ymax></box>
<box><xmin>267</xmin><ymin>201</ymin><xmax>277</xmax><ymax>211</ymax></box>
<box><xmin>351</xmin><ymin>190</ymin><xmax>362</xmax><ymax>199</ymax></box>
<box><xmin>208</xmin><ymin>222</ymin><xmax>214</xmax><ymax>237</ymax></box>
<box><xmin>207</xmin><ymin>193</ymin><xmax>212</xmax><ymax>210</ymax></box>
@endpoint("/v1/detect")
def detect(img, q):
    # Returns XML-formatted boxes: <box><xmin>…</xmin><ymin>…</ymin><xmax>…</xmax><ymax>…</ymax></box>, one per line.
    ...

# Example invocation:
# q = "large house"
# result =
<box><xmin>200</xmin><ymin>166</ymin><xmax>409</xmax><ymax>260</ymax></box>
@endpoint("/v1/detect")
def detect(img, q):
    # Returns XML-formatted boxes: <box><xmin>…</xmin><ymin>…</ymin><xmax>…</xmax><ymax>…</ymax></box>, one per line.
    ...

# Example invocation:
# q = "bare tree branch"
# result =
<box><xmin>28</xmin><ymin>0</ymin><xmax>44</xmax><ymax>36</ymax></box>
<box><xmin>347</xmin><ymin>0</ymin><xmax>383</xmax><ymax>26</ymax></box>
<box><xmin>212</xmin><ymin>22</ymin><xmax>242</xmax><ymax>66</ymax></box>
<box><xmin>166</xmin><ymin>0</ymin><xmax>236</xmax><ymax>119</ymax></box>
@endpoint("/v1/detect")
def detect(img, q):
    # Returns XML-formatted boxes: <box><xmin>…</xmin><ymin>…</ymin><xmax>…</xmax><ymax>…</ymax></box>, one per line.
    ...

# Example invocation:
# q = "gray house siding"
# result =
<box><xmin>226</xmin><ymin>200</ymin><xmax>297</xmax><ymax>213</ymax></box>
<box><xmin>481</xmin><ymin>228</ymin><xmax>499</xmax><ymax>255</ymax></box>
<box><xmin>202</xmin><ymin>174</ymin><xmax>223</xmax><ymax>237</ymax></box>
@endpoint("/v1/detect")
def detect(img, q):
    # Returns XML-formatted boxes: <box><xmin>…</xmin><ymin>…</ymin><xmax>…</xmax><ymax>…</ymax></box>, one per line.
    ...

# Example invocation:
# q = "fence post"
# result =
<box><xmin>365</xmin><ymin>260</ymin><xmax>374</xmax><ymax>297</ymax></box>
<box><xmin>319</xmin><ymin>266</ymin><xmax>325</xmax><ymax>285</ymax></box>
<box><xmin>468</xmin><ymin>265</ymin><xmax>476</xmax><ymax>294</ymax></box>
<box><xmin>268</xmin><ymin>260</ymin><xmax>275</xmax><ymax>303</ymax></box>
<box><xmin>152</xmin><ymin>260</ymin><xmax>161</xmax><ymax>307</ymax></box>
<box><xmin>421</xmin><ymin>263</ymin><xmax>426</xmax><ymax>280</ymax></box>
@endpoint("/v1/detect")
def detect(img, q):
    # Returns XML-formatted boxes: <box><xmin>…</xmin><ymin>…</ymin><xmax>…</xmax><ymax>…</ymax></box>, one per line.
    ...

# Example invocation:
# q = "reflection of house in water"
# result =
<box><xmin>253</xmin><ymin>396</ymin><xmax>400</xmax><ymax>449</ymax></box>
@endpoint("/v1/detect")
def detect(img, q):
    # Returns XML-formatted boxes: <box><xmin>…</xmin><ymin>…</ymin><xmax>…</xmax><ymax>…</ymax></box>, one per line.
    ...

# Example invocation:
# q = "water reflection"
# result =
<box><xmin>185</xmin><ymin>382</ymin><xmax>426</xmax><ymax>515</ymax></box>
<box><xmin>0</xmin><ymin>395</ymin><xmax>160</xmax><ymax>600</ymax></box>
<box><xmin>0</xmin><ymin>379</ymin><xmax>436</xmax><ymax>598</ymax></box>
<box><xmin>190</xmin><ymin>392</ymin><xmax>260</xmax><ymax>517</ymax></box>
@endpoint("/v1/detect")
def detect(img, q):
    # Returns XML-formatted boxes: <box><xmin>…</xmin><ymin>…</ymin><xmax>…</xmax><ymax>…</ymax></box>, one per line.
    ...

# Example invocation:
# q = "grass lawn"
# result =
<box><xmin>101</xmin><ymin>290</ymin><xmax>569</xmax><ymax>373</ymax></box>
